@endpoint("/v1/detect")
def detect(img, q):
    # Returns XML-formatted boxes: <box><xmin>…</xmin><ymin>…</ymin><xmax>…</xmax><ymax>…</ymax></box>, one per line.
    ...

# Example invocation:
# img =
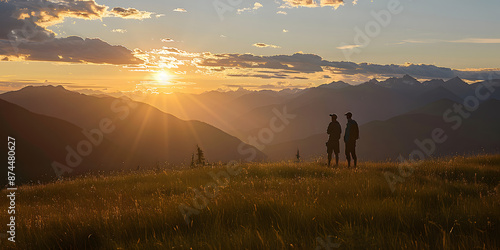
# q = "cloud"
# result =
<box><xmin>451</xmin><ymin>38</ymin><xmax>500</xmax><ymax>44</ymax></box>
<box><xmin>237</xmin><ymin>2</ymin><xmax>263</xmax><ymax>14</ymax></box>
<box><xmin>277</xmin><ymin>11</ymin><xmax>288</xmax><ymax>15</ymax></box>
<box><xmin>227</xmin><ymin>73</ymin><xmax>288</xmax><ymax>79</ymax></box>
<box><xmin>198</xmin><ymin>53</ymin><xmax>323</xmax><ymax>73</ymax></box>
<box><xmin>283</xmin><ymin>29</ymin><xmax>289</xmax><ymax>33</ymax></box>
<box><xmin>12</xmin><ymin>0</ymin><xmax>108</xmax><ymax>27</ymax></box>
<box><xmin>336</xmin><ymin>44</ymin><xmax>362</xmax><ymax>50</ymax></box>
<box><xmin>173</xmin><ymin>8</ymin><xmax>187</xmax><ymax>12</ymax></box>
<box><xmin>0</xmin><ymin>0</ymin><xmax>148</xmax><ymax>64</ymax></box>
<box><xmin>161</xmin><ymin>38</ymin><xmax>175</xmax><ymax>43</ymax></box>
<box><xmin>390</xmin><ymin>39</ymin><xmax>438</xmax><ymax>45</ymax></box>
<box><xmin>0</xmin><ymin>2</ymin><xmax>51</xmax><ymax>41</ymax></box>
<box><xmin>392</xmin><ymin>38</ymin><xmax>500</xmax><ymax>45</ymax></box>
<box><xmin>225</xmin><ymin>81</ymin><xmax>311</xmax><ymax>90</ymax></box>
<box><xmin>134</xmin><ymin>45</ymin><xmax>500</xmax><ymax>82</ymax></box>
<box><xmin>0</xmin><ymin>36</ymin><xmax>142</xmax><ymax>64</ymax></box>
<box><xmin>112</xmin><ymin>29</ymin><xmax>127</xmax><ymax>33</ymax></box>
<box><xmin>108</xmin><ymin>7</ymin><xmax>152</xmax><ymax>19</ymax></box>
<box><xmin>197</xmin><ymin>52</ymin><xmax>500</xmax><ymax>80</ymax></box>
<box><xmin>320</xmin><ymin>0</ymin><xmax>344</xmax><ymax>8</ymax></box>
<box><xmin>0</xmin><ymin>0</ymin><xmax>110</xmax><ymax>41</ymax></box>
<box><xmin>253</xmin><ymin>43</ymin><xmax>281</xmax><ymax>48</ymax></box>
<box><xmin>280</xmin><ymin>0</ymin><xmax>344</xmax><ymax>9</ymax></box>
<box><xmin>282</xmin><ymin>0</ymin><xmax>318</xmax><ymax>8</ymax></box>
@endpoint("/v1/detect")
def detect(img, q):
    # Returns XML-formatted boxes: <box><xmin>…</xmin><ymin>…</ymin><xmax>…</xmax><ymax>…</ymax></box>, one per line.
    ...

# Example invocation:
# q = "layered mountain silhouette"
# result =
<box><xmin>113</xmin><ymin>75</ymin><xmax>499</xmax><ymax>160</ymax></box>
<box><xmin>0</xmin><ymin>99</ymin><xmax>123</xmax><ymax>185</ymax></box>
<box><xmin>1</xmin><ymin>86</ymin><xmax>266</xmax><ymax>183</ymax></box>
<box><xmin>231</xmin><ymin>76</ymin><xmax>500</xmax><ymax>145</ymax></box>
<box><xmin>104</xmin><ymin>76</ymin><xmax>499</xmax><ymax>150</ymax></box>
<box><xmin>2</xmin><ymin>75</ymin><xmax>499</xmax><ymax>183</ymax></box>
<box><xmin>126</xmin><ymin>88</ymin><xmax>302</xmax><ymax>136</ymax></box>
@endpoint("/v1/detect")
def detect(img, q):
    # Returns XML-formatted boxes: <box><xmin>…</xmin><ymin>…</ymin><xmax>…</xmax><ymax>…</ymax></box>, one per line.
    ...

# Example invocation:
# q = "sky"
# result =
<box><xmin>0</xmin><ymin>0</ymin><xmax>499</xmax><ymax>94</ymax></box>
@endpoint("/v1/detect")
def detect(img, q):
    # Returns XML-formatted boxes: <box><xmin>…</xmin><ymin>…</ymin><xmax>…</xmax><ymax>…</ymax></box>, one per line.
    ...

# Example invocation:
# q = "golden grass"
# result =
<box><xmin>1</xmin><ymin>154</ymin><xmax>499</xmax><ymax>249</ymax></box>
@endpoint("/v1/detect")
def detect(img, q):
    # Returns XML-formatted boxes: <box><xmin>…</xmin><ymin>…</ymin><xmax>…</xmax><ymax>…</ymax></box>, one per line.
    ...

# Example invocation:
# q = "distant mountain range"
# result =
<box><xmin>134</xmin><ymin>75</ymin><xmax>499</xmax><ymax>146</ymax></box>
<box><xmin>122</xmin><ymin>75</ymin><xmax>499</xmax><ymax>160</ymax></box>
<box><xmin>123</xmin><ymin>87</ymin><xmax>303</xmax><ymax>136</ymax></box>
<box><xmin>1</xmin><ymin>75</ymin><xmax>499</xmax><ymax>183</ymax></box>
<box><xmin>0</xmin><ymin>86</ymin><xmax>265</xmax><ymax>184</ymax></box>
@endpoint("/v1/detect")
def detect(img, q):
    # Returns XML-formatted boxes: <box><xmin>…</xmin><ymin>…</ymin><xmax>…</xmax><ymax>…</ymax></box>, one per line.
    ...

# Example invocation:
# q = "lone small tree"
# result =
<box><xmin>196</xmin><ymin>145</ymin><xmax>206</xmax><ymax>166</ymax></box>
<box><xmin>296</xmin><ymin>148</ymin><xmax>301</xmax><ymax>162</ymax></box>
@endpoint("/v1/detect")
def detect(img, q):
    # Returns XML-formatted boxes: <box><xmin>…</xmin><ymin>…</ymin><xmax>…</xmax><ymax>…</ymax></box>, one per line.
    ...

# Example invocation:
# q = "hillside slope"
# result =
<box><xmin>0</xmin><ymin>99</ymin><xmax>123</xmax><ymax>184</ymax></box>
<box><xmin>0</xmin><ymin>86</ymin><xmax>266</xmax><ymax>174</ymax></box>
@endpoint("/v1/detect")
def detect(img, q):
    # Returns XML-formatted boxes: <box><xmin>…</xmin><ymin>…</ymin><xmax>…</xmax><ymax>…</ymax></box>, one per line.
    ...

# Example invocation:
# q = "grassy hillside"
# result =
<box><xmin>1</xmin><ymin>155</ymin><xmax>499</xmax><ymax>249</ymax></box>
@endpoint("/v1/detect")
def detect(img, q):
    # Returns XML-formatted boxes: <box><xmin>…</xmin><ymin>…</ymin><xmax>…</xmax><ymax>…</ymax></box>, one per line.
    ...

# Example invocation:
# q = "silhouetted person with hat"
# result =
<box><xmin>326</xmin><ymin>114</ymin><xmax>341</xmax><ymax>166</ymax></box>
<box><xmin>344</xmin><ymin>112</ymin><xmax>359</xmax><ymax>168</ymax></box>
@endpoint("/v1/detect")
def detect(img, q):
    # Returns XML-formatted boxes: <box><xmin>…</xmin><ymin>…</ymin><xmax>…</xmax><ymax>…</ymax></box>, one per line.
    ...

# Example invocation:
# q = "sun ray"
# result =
<box><xmin>183</xmin><ymin>94</ymin><xmax>239</xmax><ymax>135</ymax></box>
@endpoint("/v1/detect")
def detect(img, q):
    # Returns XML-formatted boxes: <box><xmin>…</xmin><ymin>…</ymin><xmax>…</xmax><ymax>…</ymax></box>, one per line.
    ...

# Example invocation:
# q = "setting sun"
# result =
<box><xmin>153</xmin><ymin>71</ymin><xmax>172</xmax><ymax>85</ymax></box>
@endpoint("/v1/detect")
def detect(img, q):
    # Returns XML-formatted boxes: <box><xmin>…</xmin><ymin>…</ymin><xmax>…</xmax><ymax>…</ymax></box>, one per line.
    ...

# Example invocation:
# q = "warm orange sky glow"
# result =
<box><xmin>1</xmin><ymin>0</ymin><xmax>499</xmax><ymax>94</ymax></box>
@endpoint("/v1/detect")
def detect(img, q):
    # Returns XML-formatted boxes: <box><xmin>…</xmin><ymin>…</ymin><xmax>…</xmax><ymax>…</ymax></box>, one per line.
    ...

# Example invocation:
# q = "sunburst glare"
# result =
<box><xmin>153</xmin><ymin>71</ymin><xmax>173</xmax><ymax>85</ymax></box>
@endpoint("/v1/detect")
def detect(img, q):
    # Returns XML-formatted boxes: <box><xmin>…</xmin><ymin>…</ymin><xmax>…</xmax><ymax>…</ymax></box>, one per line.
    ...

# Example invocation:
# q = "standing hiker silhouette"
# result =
<box><xmin>344</xmin><ymin>112</ymin><xmax>359</xmax><ymax>168</ymax></box>
<box><xmin>326</xmin><ymin>114</ymin><xmax>341</xmax><ymax>166</ymax></box>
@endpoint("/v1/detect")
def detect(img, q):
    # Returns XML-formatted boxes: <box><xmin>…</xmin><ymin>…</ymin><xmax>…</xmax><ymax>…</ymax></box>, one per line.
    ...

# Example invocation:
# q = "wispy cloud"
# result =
<box><xmin>253</xmin><ymin>43</ymin><xmax>281</xmax><ymax>48</ymax></box>
<box><xmin>392</xmin><ymin>38</ymin><xmax>500</xmax><ymax>45</ymax></box>
<box><xmin>108</xmin><ymin>7</ymin><xmax>153</xmax><ymax>19</ymax></box>
<box><xmin>280</xmin><ymin>0</ymin><xmax>344</xmax><ymax>9</ymax></box>
<box><xmin>225</xmin><ymin>81</ymin><xmax>312</xmax><ymax>90</ymax></box>
<box><xmin>112</xmin><ymin>29</ymin><xmax>127</xmax><ymax>33</ymax></box>
<box><xmin>161</xmin><ymin>38</ymin><xmax>175</xmax><ymax>43</ymax></box>
<box><xmin>451</xmin><ymin>38</ymin><xmax>500</xmax><ymax>44</ymax></box>
<box><xmin>337</xmin><ymin>44</ymin><xmax>362</xmax><ymax>50</ymax></box>
<box><xmin>173</xmin><ymin>8</ymin><xmax>187</xmax><ymax>12</ymax></box>
<box><xmin>237</xmin><ymin>2</ymin><xmax>263</xmax><ymax>14</ymax></box>
<box><xmin>277</xmin><ymin>11</ymin><xmax>288</xmax><ymax>15</ymax></box>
